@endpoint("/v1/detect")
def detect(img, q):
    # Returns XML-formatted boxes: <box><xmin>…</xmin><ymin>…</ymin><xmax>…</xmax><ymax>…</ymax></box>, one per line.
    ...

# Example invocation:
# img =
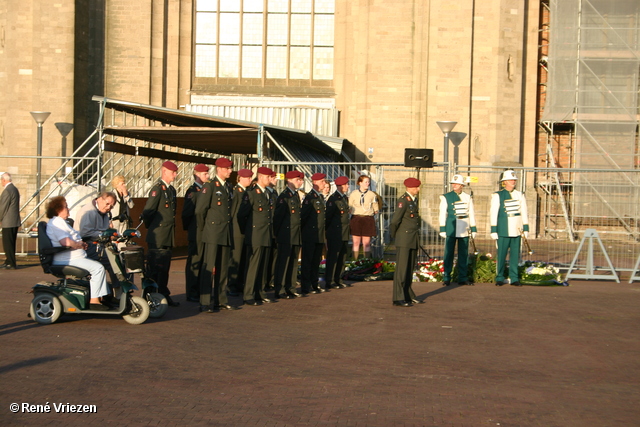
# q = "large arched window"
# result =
<box><xmin>194</xmin><ymin>0</ymin><xmax>334</xmax><ymax>87</ymax></box>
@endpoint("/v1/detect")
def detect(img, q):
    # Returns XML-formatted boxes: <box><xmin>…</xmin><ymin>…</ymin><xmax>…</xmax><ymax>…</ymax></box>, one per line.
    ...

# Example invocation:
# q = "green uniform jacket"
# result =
<box><xmin>195</xmin><ymin>177</ymin><xmax>232</xmax><ymax>246</ymax></box>
<box><xmin>238</xmin><ymin>185</ymin><xmax>273</xmax><ymax>247</ymax></box>
<box><xmin>182</xmin><ymin>181</ymin><xmax>202</xmax><ymax>242</ymax></box>
<box><xmin>301</xmin><ymin>189</ymin><xmax>326</xmax><ymax>244</ymax></box>
<box><xmin>325</xmin><ymin>191</ymin><xmax>350</xmax><ymax>242</ymax></box>
<box><xmin>273</xmin><ymin>187</ymin><xmax>302</xmax><ymax>246</ymax></box>
<box><xmin>142</xmin><ymin>180</ymin><xmax>177</xmax><ymax>248</ymax></box>
<box><xmin>390</xmin><ymin>193</ymin><xmax>420</xmax><ymax>249</ymax></box>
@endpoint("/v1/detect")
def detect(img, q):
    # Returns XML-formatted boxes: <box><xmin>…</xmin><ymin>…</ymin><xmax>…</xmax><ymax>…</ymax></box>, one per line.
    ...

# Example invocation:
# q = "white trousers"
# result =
<box><xmin>53</xmin><ymin>257</ymin><xmax>109</xmax><ymax>299</ymax></box>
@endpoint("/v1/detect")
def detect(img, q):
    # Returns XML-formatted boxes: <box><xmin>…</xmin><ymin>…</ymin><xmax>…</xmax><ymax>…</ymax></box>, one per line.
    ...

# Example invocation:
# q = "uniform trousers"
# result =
<box><xmin>325</xmin><ymin>239</ymin><xmax>348</xmax><ymax>286</ymax></box>
<box><xmin>243</xmin><ymin>245</ymin><xmax>269</xmax><ymax>301</ymax></box>
<box><xmin>199</xmin><ymin>243</ymin><xmax>230</xmax><ymax>306</ymax></box>
<box><xmin>496</xmin><ymin>236</ymin><xmax>521</xmax><ymax>283</ymax></box>
<box><xmin>393</xmin><ymin>246</ymin><xmax>417</xmax><ymax>302</ymax></box>
<box><xmin>274</xmin><ymin>243</ymin><xmax>300</xmax><ymax>296</ymax></box>
<box><xmin>147</xmin><ymin>246</ymin><xmax>173</xmax><ymax>297</ymax></box>
<box><xmin>2</xmin><ymin>227</ymin><xmax>18</xmax><ymax>267</ymax></box>
<box><xmin>443</xmin><ymin>236</ymin><xmax>469</xmax><ymax>282</ymax></box>
<box><xmin>185</xmin><ymin>239</ymin><xmax>203</xmax><ymax>300</ymax></box>
<box><xmin>228</xmin><ymin>233</ymin><xmax>247</xmax><ymax>293</ymax></box>
<box><xmin>301</xmin><ymin>241</ymin><xmax>324</xmax><ymax>292</ymax></box>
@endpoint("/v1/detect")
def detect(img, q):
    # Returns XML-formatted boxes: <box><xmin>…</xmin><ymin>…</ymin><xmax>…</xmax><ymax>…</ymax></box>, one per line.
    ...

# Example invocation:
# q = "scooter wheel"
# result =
<box><xmin>147</xmin><ymin>292</ymin><xmax>168</xmax><ymax>318</ymax></box>
<box><xmin>122</xmin><ymin>296</ymin><xmax>150</xmax><ymax>325</ymax></box>
<box><xmin>30</xmin><ymin>294</ymin><xmax>62</xmax><ymax>325</ymax></box>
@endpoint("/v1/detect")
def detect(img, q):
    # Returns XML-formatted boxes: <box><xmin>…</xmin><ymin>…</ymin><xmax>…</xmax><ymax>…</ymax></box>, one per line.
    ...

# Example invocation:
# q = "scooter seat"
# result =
<box><xmin>48</xmin><ymin>265</ymin><xmax>90</xmax><ymax>278</ymax></box>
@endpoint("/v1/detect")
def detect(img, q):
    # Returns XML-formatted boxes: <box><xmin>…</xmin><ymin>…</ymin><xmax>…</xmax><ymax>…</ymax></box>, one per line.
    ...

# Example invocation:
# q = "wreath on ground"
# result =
<box><xmin>341</xmin><ymin>255</ymin><xmax>568</xmax><ymax>285</ymax></box>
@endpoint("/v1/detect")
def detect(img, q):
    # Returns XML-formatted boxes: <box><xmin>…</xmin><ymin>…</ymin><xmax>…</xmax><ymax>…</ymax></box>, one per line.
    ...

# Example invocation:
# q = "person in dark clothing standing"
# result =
<box><xmin>238</xmin><ymin>167</ymin><xmax>274</xmax><ymax>305</ymax></box>
<box><xmin>300</xmin><ymin>173</ymin><xmax>328</xmax><ymax>294</ymax></box>
<box><xmin>263</xmin><ymin>170</ymin><xmax>278</xmax><ymax>292</ymax></box>
<box><xmin>228</xmin><ymin>168</ymin><xmax>254</xmax><ymax>296</ymax></box>
<box><xmin>273</xmin><ymin>170</ymin><xmax>304</xmax><ymax>299</ymax></box>
<box><xmin>196</xmin><ymin>157</ymin><xmax>239</xmax><ymax>312</ymax></box>
<box><xmin>182</xmin><ymin>163</ymin><xmax>210</xmax><ymax>303</ymax></box>
<box><xmin>324</xmin><ymin>176</ymin><xmax>351</xmax><ymax>290</ymax></box>
<box><xmin>142</xmin><ymin>161</ymin><xmax>179</xmax><ymax>307</ymax></box>
<box><xmin>389</xmin><ymin>177</ymin><xmax>424</xmax><ymax>307</ymax></box>
<box><xmin>0</xmin><ymin>172</ymin><xmax>20</xmax><ymax>269</ymax></box>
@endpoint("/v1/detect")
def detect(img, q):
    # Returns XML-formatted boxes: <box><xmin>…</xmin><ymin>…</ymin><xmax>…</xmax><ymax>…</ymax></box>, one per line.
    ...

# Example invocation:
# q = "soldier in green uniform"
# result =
<box><xmin>228</xmin><ymin>168</ymin><xmax>254</xmax><ymax>296</ymax></box>
<box><xmin>196</xmin><ymin>157</ymin><xmax>238</xmax><ymax>312</ymax></box>
<box><xmin>438</xmin><ymin>174</ymin><xmax>477</xmax><ymax>286</ymax></box>
<box><xmin>142</xmin><ymin>160</ymin><xmax>179</xmax><ymax>307</ymax></box>
<box><xmin>300</xmin><ymin>173</ymin><xmax>328</xmax><ymax>295</ymax></box>
<box><xmin>263</xmin><ymin>170</ymin><xmax>279</xmax><ymax>292</ymax></box>
<box><xmin>238</xmin><ymin>167</ymin><xmax>275</xmax><ymax>305</ymax></box>
<box><xmin>490</xmin><ymin>170</ymin><xmax>529</xmax><ymax>287</ymax></box>
<box><xmin>273</xmin><ymin>170</ymin><xmax>304</xmax><ymax>299</ymax></box>
<box><xmin>181</xmin><ymin>163</ymin><xmax>210</xmax><ymax>303</ymax></box>
<box><xmin>325</xmin><ymin>176</ymin><xmax>351</xmax><ymax>290</ymax></box>
<box><xmin>389</xmin><ymin>177</ymin><xmax>424</xmax><ymax>307</ymax></box>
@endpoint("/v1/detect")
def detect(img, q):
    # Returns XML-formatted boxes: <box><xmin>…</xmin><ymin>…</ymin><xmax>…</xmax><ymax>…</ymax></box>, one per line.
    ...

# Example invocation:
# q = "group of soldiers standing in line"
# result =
<box><xmin>140</xmin><ymin>158</ymin><xmax>529</xmax><ymax>311</ymax></box>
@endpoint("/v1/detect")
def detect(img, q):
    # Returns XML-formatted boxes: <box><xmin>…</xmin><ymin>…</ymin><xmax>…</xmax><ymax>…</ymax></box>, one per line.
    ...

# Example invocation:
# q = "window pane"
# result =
<box><xmin>291</xmin><ymin>0</ymin><xmax>312</xmax><ymax>13</ymax></box>
<box><xmin>197</xmin><ymin>0</ymin><xmax>217</xmax><ymax>12</ymax></box>
<box><xmin>220</xmin><ymin>13</ymin><xmax>240</xmax><ymax>44</ymax></box>
<box><xmin>290</xmin><ymin>46</ymin><xmax>310</xmax><ymax>79</ymax></box>
<box><xmin>267</xmin><ymin>14</ymin><xmax>288</xmax><ymax>45</ymax></box>
<box><xmin>266</xmin><ymin>46</ymin><xmax>287</xmax><ymax>78</ymax></box>
<box><xmin>313</xmin><ymin>47</ymin><xmax>333</xmax><ymax>80</ymax></box>
<box><xmin>195</xmin><ymin>45</ymin><xmax>217</xmax><ymax>77</ymax></box>
<box><xmin>220</xmin><ymin>0</ymin><xmax>240</xmax><ymax>12</ymax></box>
<box><xmin>291</xmin><ymin>14</ymin><xmax>311</xmax><ymax>46</ymax></box>
<box><xmin>243</xmin><ymin>14</ymin><xmax>264</xmax><ymax>44</ymax></box>
<box><xmin>196</xmin><ymin>13</ymin><xmax>217</xmax><ymax>44</ymax></box>
<box><xmin>314</xmin><ymin>15</ymin><xmax>333</xmax><ymax>46</ymax></box>
<box><xmin>219</xmin><ymin>45</ymin><xmax>240</xmax><ymax>77</ymax></box>
<box><xmin>244</xmin><ymin>0</ymin><xmax>263</xmax><ymax>12</ymax></box>
<box><xmin>242</xmin><ymin>46</ymin><xmax>263</xmax><ymax>78</ymax></box>
<box><xmin>268</xmin><ymin>0</ymin><xmax>288</xmax><ymax>13</ymax></box>
<box><xmin>314</xmin><ymin>0</ymin><xmax>334</xmax><ymax>14</ymax></box>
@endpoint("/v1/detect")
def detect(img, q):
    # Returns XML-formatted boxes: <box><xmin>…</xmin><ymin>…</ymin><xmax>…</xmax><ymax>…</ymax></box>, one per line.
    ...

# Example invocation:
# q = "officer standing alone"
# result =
<box><xmin>389</xmin><ymin>177</ymin><xmax>424</xmax><ymax>307</ymax></box>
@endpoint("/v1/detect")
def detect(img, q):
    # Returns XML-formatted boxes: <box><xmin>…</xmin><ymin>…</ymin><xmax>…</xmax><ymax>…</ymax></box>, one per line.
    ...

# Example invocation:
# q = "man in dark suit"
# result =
<box><xmin>142</xmin><ymin>161</ymin><xmax>179</xmax><ymax>306</ymax></box>
<box><xmin>300</xmin><ymin>172</ymin><xmax>328</xmax><ymax>294</ymax></box>
<box><xmin>325</xmin><ymin>176</ymin><xmax>351</xmax><ymax>290</ymax></box>
<box><xmin>389</xmin><ymin>177</ymin><xmax>424</xmax><ymax>307</ymax></box>
<box><xmin>228</xmin><ymin>168</ymin><xmax>254</xmax><ymax>296</ymax></box>
<box><xmin>0</xmin><ymin>172</ymin><xmax>20</xmax><ymax>269</ymax></box>
<box><xmin>238</xmin><ymin>167</ymin><xmax>274</xmax><ymax>305</ymax></box>
<box><xmin>196</xmin><ymin>157</ymin><xmax>239</xmax><ymax>312</ymax></box>
<box><xmin>273</xmin><ymin>170</ymin><xmax>304</xmax><ymax>299</ymax></box>
<box><xmin>182</xmin><ymin>163</ymin><xmax>210</xmax><ymax>303</ymax></box>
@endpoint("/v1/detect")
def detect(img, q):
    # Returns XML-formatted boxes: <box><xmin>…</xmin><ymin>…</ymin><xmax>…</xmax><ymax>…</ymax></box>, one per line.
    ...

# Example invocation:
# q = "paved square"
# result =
<box><xmin>1</xmin><ymin>256</ymin><xmax>639</xmax><ymax>426</ymax></box>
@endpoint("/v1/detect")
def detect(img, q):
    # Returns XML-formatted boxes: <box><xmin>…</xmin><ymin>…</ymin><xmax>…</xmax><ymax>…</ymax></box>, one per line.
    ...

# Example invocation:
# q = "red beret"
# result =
<box><xmin>257</xmin><ymin>166</ymin><xmax>273</xmax><ymax>176</ymax></box>
<box><xmin>334</xmin><ymin>176</ymin><xmax>349</xmax><ymax>186</ymax></box>
<box><xmin>162</xmin><ymin>161</ymin><xmax>178</xmax><ymax>171</ymax></box>
<box><xmin>311</xmin><ymin>173</ymin><xmax>326</xmax><ymax>181</ymax></box>
<box><xmin>194</xmin><ymin>163</ymin><xmax>209</xmax><ymax>173</ymax></box>
<box><xmin>270</xmin><ymin>170</ymin><xmax>277</xmax><ymax>177</ymax></box>
<box><xmin>404</xmin><ymin>177</ymin><xmax>421</xmax><ymax>187</ymax></box>
<box><xmin>215</xmin><ymin>157</ymin><xmax>233</xmax><ymax>168</ymax></box>
<box><xmin>237</xmin><ymin>168</ymin><xmax>253</xmax><ymax>178</ymax></box>
<box><xmin>285</xmin><ymin>170</ymin><xmax>304</xmax><ymax>180</ymax></box>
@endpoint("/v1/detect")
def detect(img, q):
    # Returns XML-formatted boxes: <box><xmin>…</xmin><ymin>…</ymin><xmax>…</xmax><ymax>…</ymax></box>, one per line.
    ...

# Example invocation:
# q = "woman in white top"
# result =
<box><xmin>45</xmin><ymin>196</ymin><xmax>110</xmax><ymax>310</ymax></box>
<box><xmin>348</xmin><ymin>175</ymin><xmax>379</xmax><ymax>259</ymax></box>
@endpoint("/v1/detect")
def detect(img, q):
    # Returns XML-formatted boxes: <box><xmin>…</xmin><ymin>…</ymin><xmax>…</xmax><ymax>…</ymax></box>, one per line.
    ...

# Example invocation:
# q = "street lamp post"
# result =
<box><xmin>30</xmin><ymin>111</ymin><xmax>51</xmax><ymax>208</ymax></box>
<box><xmin>437</xmin><ymin>120</ymin><xmax>457</xmax><ymax>193</ymax></box>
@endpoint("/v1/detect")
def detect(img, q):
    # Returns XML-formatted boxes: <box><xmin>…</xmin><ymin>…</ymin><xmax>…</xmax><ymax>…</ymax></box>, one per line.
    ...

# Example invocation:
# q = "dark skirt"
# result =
<box><xmin>350</xmin><ymin>215</ymin><xmax>376</xmax><ymax>237</ymax></box>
